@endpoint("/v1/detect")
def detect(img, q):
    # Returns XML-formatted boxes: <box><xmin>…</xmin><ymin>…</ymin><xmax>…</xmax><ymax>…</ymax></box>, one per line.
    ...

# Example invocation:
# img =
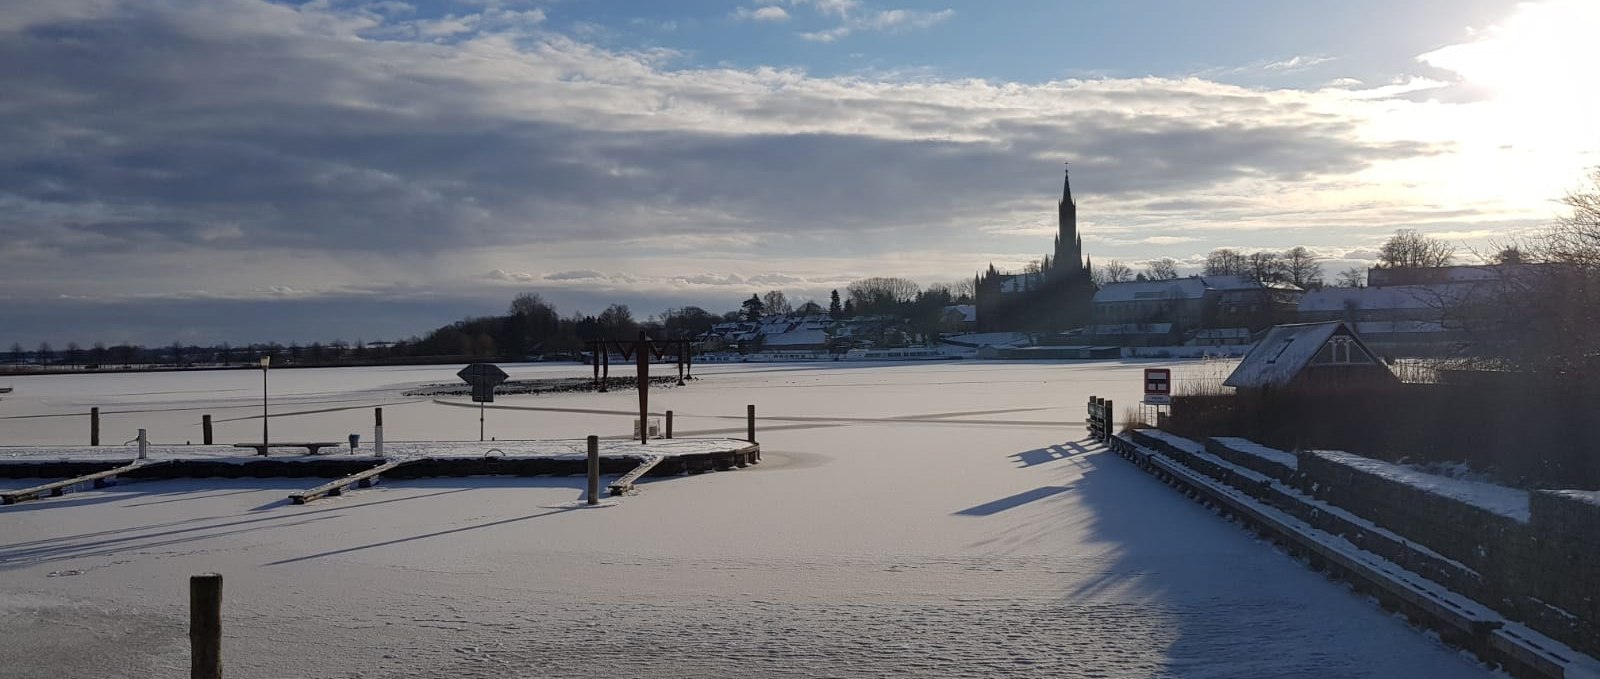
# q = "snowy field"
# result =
<box><xmin>0</xmin><ymin>360</ymin><xmax>1492</xmax><ymax>678</ymax></box>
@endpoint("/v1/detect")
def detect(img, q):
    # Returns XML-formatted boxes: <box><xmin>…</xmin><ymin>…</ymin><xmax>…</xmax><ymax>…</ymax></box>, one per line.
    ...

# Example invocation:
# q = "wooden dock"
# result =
<box><xmin>2</xmin><ymin>460</ymin><xmax>174</xmax><ymax>505</ymax></box>
<box><xmin>0</xmin><ymin>438</ymin><xmax>761</xmax><ymax>508</ymax></box>
<box><xmin>288</xmin><ymin>459</ymin><xmax>411</xmax><ymax>504</ymax></box>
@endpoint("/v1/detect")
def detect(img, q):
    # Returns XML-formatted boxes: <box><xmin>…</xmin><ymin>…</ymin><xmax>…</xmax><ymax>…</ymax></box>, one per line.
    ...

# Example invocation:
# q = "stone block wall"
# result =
<box><xmin>1293</xmin><ymin>450</ymin><xmax>1599</xmax><ymax>658</ymax></box>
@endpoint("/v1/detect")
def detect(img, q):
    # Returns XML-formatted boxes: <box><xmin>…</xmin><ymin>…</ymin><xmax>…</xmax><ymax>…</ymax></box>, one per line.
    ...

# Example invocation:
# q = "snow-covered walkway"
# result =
<box><xmin>0</xmin><ymin>362</ymin><xmax>1494</xmax><ymax>677</ymax></box>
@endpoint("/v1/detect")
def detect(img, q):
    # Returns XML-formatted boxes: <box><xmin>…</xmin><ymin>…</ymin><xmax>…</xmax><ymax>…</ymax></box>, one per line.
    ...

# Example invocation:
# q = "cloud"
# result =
<box><xmin>732</xmin><ymin>6</ymin><xmax>790</xmax><ymax>22</ymax></box>
<box><xmin>0</xmin><ymin>0</ymin><xmax>1575</xmax><ymax>345</ymax></box>
<box><xmin>799</xmin><ymin>7</ymin><xmax>953</xmax><ymax>42</ymax></box>
<box><xmin>544</xmin><ymin>270</ymin><xmax>610</xmax><ymax>281</ymax></box>
<box><xmin>1263</xmin><ymin>55</ymin><xmax>1334</xmax><ymax>71</ymax></box>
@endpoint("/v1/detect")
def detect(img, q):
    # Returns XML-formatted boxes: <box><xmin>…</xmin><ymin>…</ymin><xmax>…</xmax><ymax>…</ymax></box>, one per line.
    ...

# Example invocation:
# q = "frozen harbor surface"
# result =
<box><xmin>0</xmin><ymin>361</ymin><xmax>1492</xmax><ymax>677</ymax></box>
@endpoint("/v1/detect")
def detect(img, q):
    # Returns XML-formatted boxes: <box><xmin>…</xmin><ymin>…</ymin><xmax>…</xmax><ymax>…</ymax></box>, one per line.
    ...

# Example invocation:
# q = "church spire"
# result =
<box><xmin>1055</xmin><ymin>162</ymin><xmax>1082</xmax><ymax>277</ymax></box>
<box><xmin>1061</xmin><ymin>163</ymin><xmax>1074</xmax><ymax>207</ymax></box>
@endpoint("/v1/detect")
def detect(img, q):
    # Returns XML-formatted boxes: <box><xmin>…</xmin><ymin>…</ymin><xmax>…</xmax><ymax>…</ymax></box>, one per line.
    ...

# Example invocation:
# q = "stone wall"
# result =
<box><xmin>1291</xmin><ymin>448</ymin><xmax>1599</xmax><ymax>659</ymax></box>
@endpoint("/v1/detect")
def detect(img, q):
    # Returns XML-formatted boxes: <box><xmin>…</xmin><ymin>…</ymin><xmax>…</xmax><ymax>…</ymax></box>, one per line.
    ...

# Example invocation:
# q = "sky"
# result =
<box><xmin>2</xmin><ymin>0</ymin><xmax>1598</xmax><ymax>347</ymax></box>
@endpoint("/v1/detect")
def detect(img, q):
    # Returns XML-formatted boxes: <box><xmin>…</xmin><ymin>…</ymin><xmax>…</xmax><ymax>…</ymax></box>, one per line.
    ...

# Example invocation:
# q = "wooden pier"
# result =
<box><xmin>0</xmin><ymin>438</ymin><xmax>760</xmax><ymax>507</ymax></box>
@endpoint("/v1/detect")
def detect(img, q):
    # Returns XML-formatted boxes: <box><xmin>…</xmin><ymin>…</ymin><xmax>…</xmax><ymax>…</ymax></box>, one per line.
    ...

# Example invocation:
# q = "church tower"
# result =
<box><xmin>1053</xmin><ymin>166</ymin><xmax>1084</xmax><ymax>278</ymax></box>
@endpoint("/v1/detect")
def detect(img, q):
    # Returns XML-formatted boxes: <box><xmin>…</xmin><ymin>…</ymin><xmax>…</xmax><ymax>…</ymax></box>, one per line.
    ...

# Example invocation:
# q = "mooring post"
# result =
<box><xmin>1104</xmin><ymin>399</ymin><xmax>1113</xmax><ymax>442</ymax></box>
<box><xmin>665</xmin><ymin>410</ymin><xmax>674</xmax><ymax>439</ymax></box>
<box><xmin>747</xmin><ymin>404</ymin><xmax>756</xmax><ymax>443</ymax></box>
<box><xmin>137</xmin><ymin>428</ymin><xmax>148</xmax><ymax>460</ymax></box>
<box><xmin>90</xmin><ymin>407</ymin><xmax>100</xmax><ymax>446</ymax></box>
<box><xmin>586</xmin><ymin>435</ymin><xmax>600</xmax><ymax>506</ymax></box>
<box><xmin>202</xmin><ymin>414</ymin><xmax>213</xmax><ymax>446</ymax></box>
<box><xmin>190</xmin><ymin>573</ymin><xmax>222</xmax><ymax>679</ymax></box>
<box><xmin>373</xmin><ymin>407</ymin><xmax>384</xmax><ymax>457</ymax></box>
<box><xmin>637</xmin><ymin>331</ymin><xmax>650</xmax><ymax>445</ymax></box>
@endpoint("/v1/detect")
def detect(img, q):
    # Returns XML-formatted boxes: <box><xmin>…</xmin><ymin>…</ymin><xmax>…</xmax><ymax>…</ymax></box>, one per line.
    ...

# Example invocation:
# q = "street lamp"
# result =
<box><xmin>260</xmin><ymin>356</ymin><xmax>271</xmax><ymax>453</ymax></box>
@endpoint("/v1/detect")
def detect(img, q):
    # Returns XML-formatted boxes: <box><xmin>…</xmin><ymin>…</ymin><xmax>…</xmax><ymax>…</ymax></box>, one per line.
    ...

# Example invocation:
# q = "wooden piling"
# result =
<box><xmin>665</xmin><ymin>410</ymin><xmax>673</xmax><ymax>439</ymax></box>
<box><xmin>747</xmin><ymin>404</ymin><xmax>756</xmax><ymax>443</ymax></box>
<box><xmin>90</xmin><ymin>407</ymin><xmax>100</xmax><ymax>446</ymax></box>
<box><xmin>202</xmin><ymin>414</ymin><xmax>213</xmax><ymax>446</ymax></box>
<box><xmin>586</xmin><ymin>435</ymin><xmax>600</xmax><ymax>505</ymax></box>
<box><xmin>137</xmin><ymin>429</ymin><xmax>148</xmax><ymax>460</ymax></box>
<box><xmin>637</xmin><ymin>331</ymin><xmax>649</xmax><ymax>445</ymax></box>
<box><xmin>190</xmin><ymin>573</ymin><xmax>222</xmax><ymax>679</ymax></box>
<box><xmin>373</xmin><ymin>407</ymin><xmax>384</xmax><ymax>457</ymax></box>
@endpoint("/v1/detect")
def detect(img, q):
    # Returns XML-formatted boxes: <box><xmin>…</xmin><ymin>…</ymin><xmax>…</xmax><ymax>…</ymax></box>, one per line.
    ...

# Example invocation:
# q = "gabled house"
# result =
<box><xmin>1224</xmin><ymin>321</ymin><xmax>1395</xmax><ymax>391</ymax></box>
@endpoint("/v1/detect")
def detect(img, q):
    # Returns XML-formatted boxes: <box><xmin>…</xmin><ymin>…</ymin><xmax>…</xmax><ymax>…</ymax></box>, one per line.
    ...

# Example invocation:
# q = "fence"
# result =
<box><xmin>1086</xmin><ymin>396</ymin><xmax>1114</xmax><ymax>442</ymax></box>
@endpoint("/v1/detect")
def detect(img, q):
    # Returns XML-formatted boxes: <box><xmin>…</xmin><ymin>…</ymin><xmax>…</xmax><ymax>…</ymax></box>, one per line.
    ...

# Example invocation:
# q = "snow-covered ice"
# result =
<box><xmin>0</xmin><ymin>361</ymin><xmax>1498</xmax><ymax>677</ymax></box>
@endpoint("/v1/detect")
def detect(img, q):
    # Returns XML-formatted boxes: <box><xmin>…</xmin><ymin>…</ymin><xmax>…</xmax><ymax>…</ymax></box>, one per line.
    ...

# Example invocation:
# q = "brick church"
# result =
<box><xmin>974</xmin><ymin>167</ymin><xmax>1096</xmax><ymax>332</ymax></box>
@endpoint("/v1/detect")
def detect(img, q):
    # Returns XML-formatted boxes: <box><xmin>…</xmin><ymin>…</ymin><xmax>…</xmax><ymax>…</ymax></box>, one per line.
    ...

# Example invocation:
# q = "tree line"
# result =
<box><xmin>5</xmin><ymin>276</ymin><xmax>978</xmax><ymax>370</ymax></box>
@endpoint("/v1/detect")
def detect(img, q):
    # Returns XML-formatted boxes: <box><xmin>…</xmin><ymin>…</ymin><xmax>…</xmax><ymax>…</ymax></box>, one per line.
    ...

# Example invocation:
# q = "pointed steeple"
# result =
<box><xmin>1061</xmin><ymin>164</ymin><xmax>1075</xmax><ymax>207</ymax></box>
<box><xmin>1055</xmin><ymin>162</ymin><xmax>1082</xmax><ymax>277</ymax></box>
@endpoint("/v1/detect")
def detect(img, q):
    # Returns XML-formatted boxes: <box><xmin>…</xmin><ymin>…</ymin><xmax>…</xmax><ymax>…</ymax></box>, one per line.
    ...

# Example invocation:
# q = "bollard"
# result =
<box><xmin>665</xmin><ymin>410</ymin><xmax>673</xmax><ymax>439</ymax></box>
<box><xmin>137</xmin><ymin>428</ymin><xmax>148</xmax><ymax>460</ymax></box>
<box><xmin>373</xmin><ymin>407</ymin><xmax>384</xmax><ymax>457</ymax></box>
<box><xmin>90</xmin><ymin>407</ymin><xmax>100</xmax><ymax>446</ymax></box>
<box><xmin>202</xmin><ymin>414</ymin><xmax>213</xmax><ymax>446</ymax></box>
<box><xmin>190</xmin><ymin>573</ymin><xmax>223</xmax><ymax>679</ymax></box>
<box><xmin>747</xmin><ymin>404</ymin><xmax>756</xmax><ymax>443</ymax></box>
<box><xmin>586</xmin><ymin>435</ymin><xmax>600</xmax><ymax>506</ymax></box>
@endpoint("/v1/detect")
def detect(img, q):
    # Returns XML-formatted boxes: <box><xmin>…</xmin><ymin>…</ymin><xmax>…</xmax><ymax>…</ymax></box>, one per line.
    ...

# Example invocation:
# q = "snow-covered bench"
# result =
<box><xmin>232</xmin><ymin>442</ymin><xmax>343</xmax><ymax>456</ymax></box>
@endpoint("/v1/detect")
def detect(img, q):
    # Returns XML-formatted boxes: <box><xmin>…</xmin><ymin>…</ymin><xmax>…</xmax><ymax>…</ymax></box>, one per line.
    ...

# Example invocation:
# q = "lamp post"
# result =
<box><xmin>260</xmin><ymin>355</ymin><xmax>271</xmax><ymax>451</ymax></box>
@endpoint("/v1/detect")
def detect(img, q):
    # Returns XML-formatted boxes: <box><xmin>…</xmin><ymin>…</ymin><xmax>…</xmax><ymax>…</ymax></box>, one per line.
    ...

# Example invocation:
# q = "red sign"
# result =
<box><xmin>1144</xmin><ymin>368</ymin><xmax>1172</xmax><ymax>405</ymax></box>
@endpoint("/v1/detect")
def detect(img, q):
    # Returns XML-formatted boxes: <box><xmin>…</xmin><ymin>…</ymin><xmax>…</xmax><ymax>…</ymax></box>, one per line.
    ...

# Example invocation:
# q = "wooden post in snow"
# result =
<box><xmin>586</xmin><ymin>435</ymin><xmax>600</xmax><ymax>506</ymax></box>
<box><xmin>190</xmin><ymin>573</ymin><xmax>222</xmax><ymax>679</ymax></box>
<box><xmin>636</xmin><ymin>331</ymin><xmax>649</xmax><ymax>445</ymax></box>
<box><xmin>373</xmin><ymin>407</ymin><xmax>384</xmax><ymax>456</ymax></box>
<box><xmin>747</xmin><ymin>404</ymin><xmax>756</xmax><ymax>443</ymax></box>
<box><xmin>202</xmin><ymin>414</ymin><xmax>213</xmax><ymax>446</ymax></box>
<box><xmin>90</xmin><ymin>407</ymin><xmax>100</xmax><ymax>446</ymax></box>
<box><xmin>665</xmin><ymin>410</ymin><xmax>673</xmax><ymax>439</ymax></box>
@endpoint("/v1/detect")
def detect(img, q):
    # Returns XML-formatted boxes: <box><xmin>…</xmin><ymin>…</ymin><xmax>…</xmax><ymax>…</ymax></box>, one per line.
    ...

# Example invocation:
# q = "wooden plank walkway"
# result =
<box><xmin>609</xmin><ymin>455</ymin><xmax>665</xmax><ymax>496</ymax></box>
<box><xmin>1</xmin><ymin>460</ymin><xmax>173</xmax><ymax>505</ymax></box>
<box><xmin>288</xmin><ymin>459</ymin><xmax>410</xmax><ymax>504</ymax></box>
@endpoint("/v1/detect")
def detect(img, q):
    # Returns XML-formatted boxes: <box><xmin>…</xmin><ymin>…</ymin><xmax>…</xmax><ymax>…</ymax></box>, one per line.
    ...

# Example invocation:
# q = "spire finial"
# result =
<box><xmin>1061</xmin><ymin>161</ymin><xmax>1074</xmax><ymax>206</ymax></box>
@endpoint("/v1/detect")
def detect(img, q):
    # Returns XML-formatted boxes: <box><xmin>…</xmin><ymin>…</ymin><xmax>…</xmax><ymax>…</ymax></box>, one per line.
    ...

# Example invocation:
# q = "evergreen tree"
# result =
<box><xmin>741</xmin><ymin>294</ymin><xmax>765</xmax><ymax>321</ymax></box>
<box><xmin>829</xmin><ymin>289</ymin><xmax>842</xmax><ymax>317</ymax></box>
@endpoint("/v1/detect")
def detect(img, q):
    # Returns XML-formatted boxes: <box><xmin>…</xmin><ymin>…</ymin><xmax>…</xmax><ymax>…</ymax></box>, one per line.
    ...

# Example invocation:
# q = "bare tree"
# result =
<box><xmin>1142</xmin><ymin>257</ymin><xmax>1180</xmax><ymax>281</ymax></box>
<box><xmin>1282</xmin><ymin>246</ymin><xmax>1323</xmax><ymax>287</ymax></box>
<box><xmin>946</xmin><ymin>277</ymin><xmax>977</xmax><ymax>302</ymax></box>
<box><xmin>1203</xmin><ymin>248</ymin><xmax>1248</xmax><ymax>276</ymax></box>
<box><xmin>1539</xmin><ymin>168</ymin><xmax>1600</xmax><ymax>268</ymax></box>
<box><xmin>761</xmin><ymin>290</ymin><xmax>792</xmax><ymax>316</ymax></box>
<box><xmin>1245</xmin><ymin>251</ymin><xmax>1287</xmax><ymax>283</ymax></box>
<box><xmin>1098</xmin><ymin>260</ymin><xmax>1133</xmax><ymax>284</ymax></box>
<box><xmin>1335</xmin><ymin>266</ymin><xmax>1366</xmax><ymax>288</ymax></box>
<box><xmin>1377</xmin><ymin>229</ymin><xmax>1455</xmax><ymax>269</ymax></box>
<box><xmin>847</xmin><ymin>277</ymin><xmax>920</xmax><ymax>314</ymax></box>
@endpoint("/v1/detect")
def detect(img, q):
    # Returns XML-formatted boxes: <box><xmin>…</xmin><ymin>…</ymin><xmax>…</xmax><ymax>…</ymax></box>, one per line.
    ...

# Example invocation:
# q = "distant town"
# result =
<box><xmin>5</xmin><ymin>167</ymin><xmax>1595</xmax><ymax>375</ymax></box>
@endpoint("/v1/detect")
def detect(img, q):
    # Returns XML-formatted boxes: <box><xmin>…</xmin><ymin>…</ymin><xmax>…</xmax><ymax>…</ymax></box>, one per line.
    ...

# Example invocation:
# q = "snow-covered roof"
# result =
<box><xmin>763</xmin><ymin>328</ymin><xmax>829</xmax><ymax>346</ymax></box>
<box><xmin>1194</xmin><ymin>328</ymin><xmax>1252</xmax><ymax>339</ymax></box>
<box><xmin>1297</xmin><ymin>285</ymin><xmax>1468</xmax><ymax>313</ymax></box>
<box><xmin>1224</xmin><ymin>321</ymin><xmax>1386</xmax><ymax>388</ymax></box>
<box><xmin>1199</xmin><ymin>275</ymin><xmax>1301</xmax><ymax>292</ymax></box>
<box><xmin>1354</xmin><ymin>320</ymin><xmax>1448</xmax><ymax>335</ymax></box>
<box><xmin>1092</xmin><ymin>278</ymin><xmax>1208</xmax><ymax>303</ymax></box>
<box><xmin>944</xmin><ymin>304</ymin><xmax>977</xmax><ymax>322</ymax></box>
<box><xmin>1087</xmin><ymin>323</ymin><xmax>1174</xmax><ymax>335</ymax></box>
